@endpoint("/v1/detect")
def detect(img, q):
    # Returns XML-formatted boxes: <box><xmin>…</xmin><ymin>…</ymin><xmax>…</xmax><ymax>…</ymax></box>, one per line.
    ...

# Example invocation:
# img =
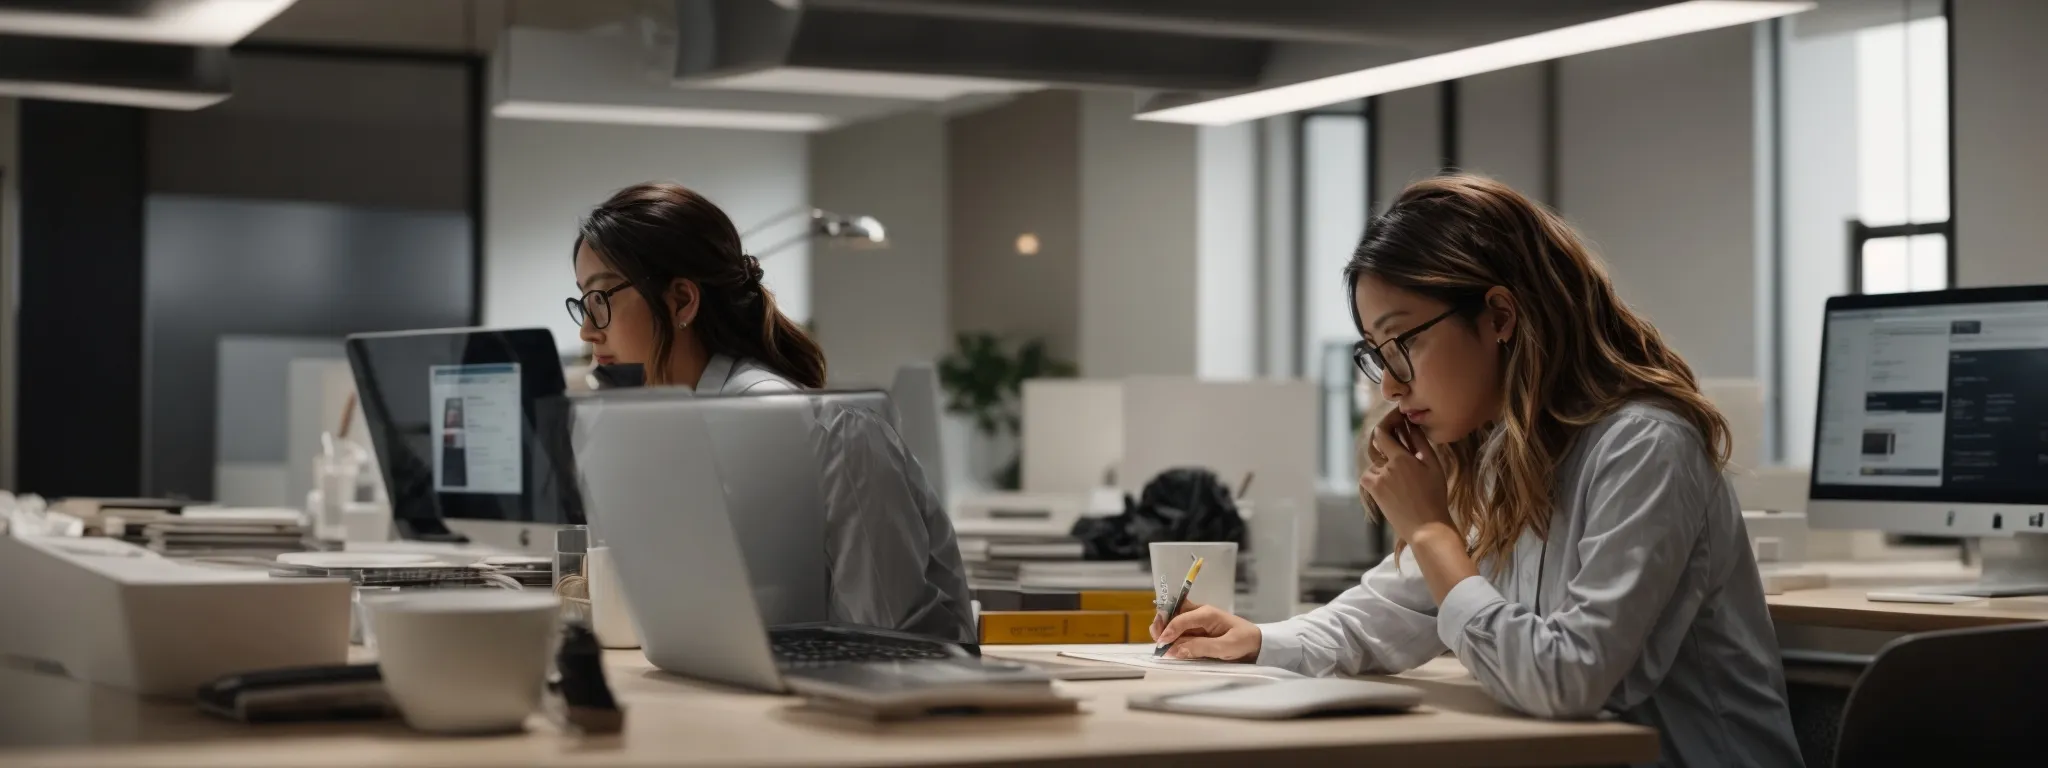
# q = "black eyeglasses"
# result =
<box><xmin>1353</xmin><ymin>306</ymin><xmax>1465</xmax><ymax>384</ymax></box>
<box><xmin>566</xmin><ymin>282</ymin><xmax>635</xmax><ymax>330</ymax></box>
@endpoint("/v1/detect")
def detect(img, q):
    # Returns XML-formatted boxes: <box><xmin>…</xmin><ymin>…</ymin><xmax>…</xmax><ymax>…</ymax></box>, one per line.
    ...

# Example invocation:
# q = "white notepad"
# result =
<box><xmin>1056</xmin><ymin>650</ymin><xmax>1306</xmax><ymax>679</ymax></box>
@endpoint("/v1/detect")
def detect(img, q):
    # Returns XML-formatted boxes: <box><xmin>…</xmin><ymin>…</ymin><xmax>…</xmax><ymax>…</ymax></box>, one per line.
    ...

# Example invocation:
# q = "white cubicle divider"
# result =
<box><xmin>1119</xmin><ymin>377</ymin><xmax>1318</xmax><ymax>620</ymax></box>
<box><xmin>1020</xmin><ymin>379</ymin><xmax>1125</xmax><ymax>494</ymax></box>
<box><xmin>1700</xmin><ymin>378</ymin><xmax>1765</xmax><ymax>473</ymax></box>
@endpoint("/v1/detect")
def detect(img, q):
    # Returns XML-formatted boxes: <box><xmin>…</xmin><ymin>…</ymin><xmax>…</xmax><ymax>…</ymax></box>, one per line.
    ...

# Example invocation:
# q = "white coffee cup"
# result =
<box><xmin>368</xmin><ymin>590</ymin><xmax>560</xmax><ymax>734</ymax></box>
<box><xmin>1150</xmin><ymin>542</ymin><xmax>1238</xmax><ymax>616</ymax></box>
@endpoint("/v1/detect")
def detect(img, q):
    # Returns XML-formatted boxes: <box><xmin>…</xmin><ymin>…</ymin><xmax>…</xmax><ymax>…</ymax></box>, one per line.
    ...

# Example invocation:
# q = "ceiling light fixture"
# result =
<box><xmin>1138</xmin><ymin>1</ymin><xmax>1814</xmax><ymax>126</ymax></box>
<box><xmin>491</xmin><ymin>100</ymin><xmax>840</xmax><ymax>133</ymax></box>
<box><xmin>0</xmin><ymin>0</ymin><xmax>296</xmax><ymax>46</ymax></box>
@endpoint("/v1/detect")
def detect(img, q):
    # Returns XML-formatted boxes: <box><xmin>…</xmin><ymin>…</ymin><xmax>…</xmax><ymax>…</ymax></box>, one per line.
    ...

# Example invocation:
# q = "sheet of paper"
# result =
<box><xmin>1057</xmin><ymin>651</ymin><xmax>1305</xmax><ymax>679</ymax></box>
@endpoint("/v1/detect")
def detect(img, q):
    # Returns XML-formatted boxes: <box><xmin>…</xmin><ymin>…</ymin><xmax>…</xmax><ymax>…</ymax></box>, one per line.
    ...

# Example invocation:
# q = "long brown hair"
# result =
<box><xmin>1345</xmin><ymin>174</ymin><xmax>1729</xmax><ymax>563</ymax></box>
<box><xmin>575</xmin><ymin>182</ymin><xmax>827</xmax><ymax>388</ymax></box>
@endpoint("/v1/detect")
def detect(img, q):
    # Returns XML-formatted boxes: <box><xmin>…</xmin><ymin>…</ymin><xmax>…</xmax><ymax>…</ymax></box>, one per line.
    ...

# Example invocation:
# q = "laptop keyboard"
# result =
<box><xmin>770</xmin><ymin>629</ymin><xmax>958</xmax><ymax>667</ymax></box>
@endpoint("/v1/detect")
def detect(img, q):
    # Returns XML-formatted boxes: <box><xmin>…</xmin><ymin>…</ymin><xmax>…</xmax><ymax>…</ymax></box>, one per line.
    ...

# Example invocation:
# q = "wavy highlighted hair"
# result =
<box><xmin>1346</xmin><ymin>174</ymin><xmax>1729</xmax><ymax>563</ymax></box>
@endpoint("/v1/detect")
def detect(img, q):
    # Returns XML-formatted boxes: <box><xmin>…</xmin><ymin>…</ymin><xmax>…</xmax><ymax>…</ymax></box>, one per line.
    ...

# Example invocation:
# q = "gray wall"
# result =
<box><xmin>1458</xmin><ymin>65</ymin><xmax>1551</xmax><ymax>203</ymax></box>
<box><xmin>485</xmin><ymin>118</ymin><xmax>810</xmax><ymax>354</ymax></box>
<box><xmin>149</xmin><ymin>52</ymin><xmax>470</xmax><ymax>210</ymax></box>
<box><xmin>1078</xmin><ymin>90</ymin><xmax>1201</xmax><ymax>378</ymax></box>
<box><xmin>808</xmin><ymin>110</ymin><xmax>950</xmax><ymax>387</ymax></box>
<box><xmin>947</xmin><ymin>92</ymin><xmax>1082</xmax><ymax>361</ymax></box>
<box><xmin>1954</xmin><ymin>0</ymin><xmax>2048</xmax><ymax>287</ymax></box>
<box><xmin>1557</xmin><ymin>26</ymin><xmax>1760</xmax><ymax>378</ymax></box>
<box><xmin>145</xmin><ymin>196</ymin><xmax>472</xmax><ymax>498</ymax></box>
<box><xmin>1375</xmin><ymin>85</ymin><xmax>1445</xmax><ymax>207</ymax></box>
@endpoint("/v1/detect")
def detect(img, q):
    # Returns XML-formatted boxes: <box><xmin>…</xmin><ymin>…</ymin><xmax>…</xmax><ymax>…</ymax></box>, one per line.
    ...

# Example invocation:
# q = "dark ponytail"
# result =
<box><xmin>574</xmin><ymin>182</ymin><xmax>828</xmax><ymax>388</ymax></box>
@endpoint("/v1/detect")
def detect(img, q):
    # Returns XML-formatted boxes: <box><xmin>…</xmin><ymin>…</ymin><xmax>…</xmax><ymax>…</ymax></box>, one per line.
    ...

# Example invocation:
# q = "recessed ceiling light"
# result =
<box><xmin>0</xmin><ymin>77</ymin><xmax>226</xmax><ymax>110</ymax></box>
<box><xmin>0</xmin><ymin>0</ymin><xmax>295</xmax><ymax>46</ymax></box>
<box><xmin>1016</xmin><ymin>233</ymin><xmax>1040</xmax><ymax>256</ymax></box>
<box><xmin>1139</xmin><ymin>1</ymin><xmax>1814</xmax><ymax>126</ymax></box>
<box><xmin>692</xmin><ymin>67</ymin><xmax>1042</xmax><ymax>102</ymax></box>
<box><xmin>492</xmin><ymin>100</ymin><xmax>839</xmax><ymax>132</ymax></box>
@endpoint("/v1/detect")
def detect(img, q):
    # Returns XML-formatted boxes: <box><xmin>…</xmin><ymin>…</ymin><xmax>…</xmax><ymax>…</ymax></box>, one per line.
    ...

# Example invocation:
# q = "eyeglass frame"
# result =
<box><xmin>565</xmin><ymin>281</ymin><xmax>636</xmax><ymax>330</ymax></box>
<box><xmin>1351</xmin><ymin>304</ymin><xmax>1471</xmax><ymax>385</ymax></box>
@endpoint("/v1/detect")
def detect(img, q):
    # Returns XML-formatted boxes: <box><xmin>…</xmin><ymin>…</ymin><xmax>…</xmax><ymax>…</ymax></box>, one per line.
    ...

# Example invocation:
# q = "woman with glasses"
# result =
<box><xmin>570</xmin><ymin>182</ymin><xmax>823</xmax><ymax>393</ymax></box>
<box><xmin>1154</xmin><ymin>175</ymin><xmax>1802</xmax><ymax>767</ymax></box>
<box><xmin>568</xmin><ymin>181</ymin><xmax>975</xmax><ymax>642</ymax></box>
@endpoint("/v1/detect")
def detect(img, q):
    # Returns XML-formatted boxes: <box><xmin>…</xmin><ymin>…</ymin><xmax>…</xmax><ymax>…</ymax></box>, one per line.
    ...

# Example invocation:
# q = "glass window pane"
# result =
<box><xmin>1905</xmin><ymin>233</ymin><xmax>1948</xmax><ymax>291</ymax></box>
<box><xmin>1856</xmin><ymin>16</ymin><xmax>1949</xmax><ymax>227</ymax></box>
<box><xmin>1300</xmin><ymin>114</ymin><xmax>1368</xmax><ymax>487</ymax></box>
<box><xmin>1860</xmin><ymin>238</ymin><xmax>1912</xmax><ymax>294</ymax></box>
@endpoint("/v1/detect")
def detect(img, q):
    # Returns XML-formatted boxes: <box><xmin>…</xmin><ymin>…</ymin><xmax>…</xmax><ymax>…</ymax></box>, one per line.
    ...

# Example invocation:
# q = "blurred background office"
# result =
<box><xmin>0</xmin><ymin>0</ymin><xmax>2042</xmax><ymax>518</ymax></box>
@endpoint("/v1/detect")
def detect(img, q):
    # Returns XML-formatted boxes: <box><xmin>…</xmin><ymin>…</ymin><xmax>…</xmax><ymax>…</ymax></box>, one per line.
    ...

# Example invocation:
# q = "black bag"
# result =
<box><xmin>1070</xmin><ymin>467</ymin><xmax>1247</xmax><ymax>560</ymax></box>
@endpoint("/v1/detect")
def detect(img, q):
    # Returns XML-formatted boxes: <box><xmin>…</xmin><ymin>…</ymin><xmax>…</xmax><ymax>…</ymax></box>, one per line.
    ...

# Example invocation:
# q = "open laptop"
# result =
<box><xmin>568</xmin><ymin>389</ymin><xmax>1041</xmax><ymax>695</ymax></box>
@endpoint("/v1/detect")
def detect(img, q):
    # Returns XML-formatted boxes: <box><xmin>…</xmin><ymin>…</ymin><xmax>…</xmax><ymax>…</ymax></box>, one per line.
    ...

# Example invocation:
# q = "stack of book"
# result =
<box><xmin>974</xmin><ymin>586</ymin><xmax>1161</xmax><ymax>645</ymax></box>
<box><xmin>132</xmin><ymin>508</ymin><xmax>308</xmax><ymax>558</ymax></box>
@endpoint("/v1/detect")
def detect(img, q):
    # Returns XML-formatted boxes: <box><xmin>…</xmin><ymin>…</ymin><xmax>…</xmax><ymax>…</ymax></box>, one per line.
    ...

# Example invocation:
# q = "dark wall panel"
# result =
<box><xmin>145</xmin><ymin>196</ymin><xmax>473</xmax><ymax>499</ymax></box>
<box><xmin>17</xmin><ymin>101</ymin><xmax>147</xmax><ymax>497</ymax></box>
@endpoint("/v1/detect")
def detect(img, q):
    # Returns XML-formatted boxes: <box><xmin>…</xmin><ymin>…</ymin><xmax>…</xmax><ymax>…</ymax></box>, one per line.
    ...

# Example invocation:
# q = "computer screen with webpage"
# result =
<box><xmin>1813</xmin><ymin>293</ymin><xmax>2048</xmax><ymax>505</ymax></box>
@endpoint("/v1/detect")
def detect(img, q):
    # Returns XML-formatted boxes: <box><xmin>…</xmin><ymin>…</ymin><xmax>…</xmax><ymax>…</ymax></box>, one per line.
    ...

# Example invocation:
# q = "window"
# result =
<box><xmin>1294</xmin><ymin>102</ymin><xmax>1371</xmax><ymax>487</ymax></box>
<box><xmin>1774</xmin><ymin>5</ymin><xmax>1950</xmax><ymax>465</ymax></box>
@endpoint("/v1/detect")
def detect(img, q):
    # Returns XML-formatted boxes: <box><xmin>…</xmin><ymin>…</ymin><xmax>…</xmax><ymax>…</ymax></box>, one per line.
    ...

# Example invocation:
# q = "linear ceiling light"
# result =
<box><xmin>0</xmin><ymin>0</ymin><xmax>297</xmax><ymax>46</ymax></box>
<box><xmin>492</xmin><ymin>100</ymin><xmax>839</xmax><ymax>132</ymax></box>
<box><xmin>1138</xmin><ymin>1</ymin><xmax>1813</xmax><ymax>126</ymax></box>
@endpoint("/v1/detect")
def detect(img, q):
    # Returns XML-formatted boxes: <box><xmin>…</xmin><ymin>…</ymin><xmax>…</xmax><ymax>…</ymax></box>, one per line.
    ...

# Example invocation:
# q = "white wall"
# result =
<box><xmin>485</xmin><ymin>118</ymin><xmax>809</xmax><ymax>354</ymax></box>
<box><xmin>1557</xmin><ymin>26</ymin><xmax>1760</xmax><ymax>378</ymax></box>
<box><xmin>1259</xmin><ymin>115</ymin><xmax>1299</xmax><ymax>376</ymax></box>
<box><xmin>1077</xmin><ymin>91</ymin><xmax>1200</xmax><ymax>378</ymax></box>
<box><xmin>1197</xmin><ymin>122</ymin><xmax>1260</xmax><ymax>380</ymax></box>
<box><xmin>1779</xmin><ymin>30</ymin><xmax>1860</xmax><ymax>466</ymax></box>
<box><xmin>1953</xmin><ymin>0</ymin><xmax>2048</xmax><ymax>287</ymax></box>
<box><xmin>808</xmin><ymin>110</ymin><xmax>949</xmax><ymax>388</ymax></box>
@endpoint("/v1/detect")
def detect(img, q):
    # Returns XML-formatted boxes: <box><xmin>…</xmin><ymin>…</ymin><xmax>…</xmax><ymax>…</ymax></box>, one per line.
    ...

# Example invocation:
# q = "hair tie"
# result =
<box><xmin>743</xmin><ymin>254</ymin><xmax>766</xmax><ymax>286</ymax></box>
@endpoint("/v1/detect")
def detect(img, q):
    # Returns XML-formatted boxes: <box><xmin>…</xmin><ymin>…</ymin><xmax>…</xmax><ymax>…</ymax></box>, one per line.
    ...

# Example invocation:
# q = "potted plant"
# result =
<box><xmin>936</xmin><ymin>332</ymin><xmax>1076</xmax><ymax>489</ymax></box>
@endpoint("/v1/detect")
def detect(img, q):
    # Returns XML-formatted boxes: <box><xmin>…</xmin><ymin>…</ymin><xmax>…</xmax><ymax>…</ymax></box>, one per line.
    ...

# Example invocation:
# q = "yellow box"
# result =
<box><xmin>979</xmin><ymin>611</ymin><xmax>1128</xmax><ymax>645</ymax></box>
<box><xmin>1079</xmin><ymin>590</ymin><xmax>1159</xmax><ymax>613</ymax></box>
<box><xmin>1124</xmin><ymin>610</ymin><xmax>1158</xmax><ymax>644</ymax></box>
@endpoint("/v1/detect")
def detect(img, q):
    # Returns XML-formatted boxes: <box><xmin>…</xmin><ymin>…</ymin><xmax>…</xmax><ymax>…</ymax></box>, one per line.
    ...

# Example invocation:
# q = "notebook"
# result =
<box><xmin>1056</xmin><ymin>650</ymin><xmax>1305</xmax><ymax>679</ymax></box>
<box><xmin>1128</xmin><ymin>678</ymin><xmax>1424</xmax><ymax>720</ymax></box>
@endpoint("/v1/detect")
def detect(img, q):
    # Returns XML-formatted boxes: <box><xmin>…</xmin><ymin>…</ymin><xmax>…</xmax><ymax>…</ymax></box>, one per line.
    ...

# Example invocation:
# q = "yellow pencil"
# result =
<box><xmin>1154</xmin><ymin>555</ymin><xmax>1206</xmax><ymax>657</ymax></box>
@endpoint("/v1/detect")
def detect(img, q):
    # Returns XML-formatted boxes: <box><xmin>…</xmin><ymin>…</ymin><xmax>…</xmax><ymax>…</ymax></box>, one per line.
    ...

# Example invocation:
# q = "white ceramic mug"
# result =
<box><xmin>368</xmin><ymin>590</ymin><xmax>560</xmax><ymax>734</ymax></box>
<box><xmin>1150</xmin><ymin>541</ymin><xmax>1238</xmax><ymax>616</ymax></box>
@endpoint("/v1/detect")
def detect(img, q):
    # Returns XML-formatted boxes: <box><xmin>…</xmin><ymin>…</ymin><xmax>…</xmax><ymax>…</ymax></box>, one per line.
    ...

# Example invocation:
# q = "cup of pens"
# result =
<box><xmin>1148</xmin><ymin>542</ymin><xmax>1238</xmax><ymax>618</ymax></box>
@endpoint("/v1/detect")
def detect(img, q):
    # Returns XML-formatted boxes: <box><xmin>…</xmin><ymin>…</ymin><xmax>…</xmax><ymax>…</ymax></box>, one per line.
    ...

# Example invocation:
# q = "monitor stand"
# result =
<box><xmin>394</xmin><ymin>517</ymin><xmax>471</xmax><ymax>545</ymax></box>
<box><xmin>1898</xmin><ymin>535</ymin><xmax>2048</xmax><ymax>597</ymax></box>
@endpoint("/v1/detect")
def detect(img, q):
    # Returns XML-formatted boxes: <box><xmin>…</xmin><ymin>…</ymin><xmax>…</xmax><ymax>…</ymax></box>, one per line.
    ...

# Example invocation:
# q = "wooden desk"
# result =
<box><xmin>0</xmin><ymin>649</ymin><xmax>1657</xmax><ymax>768</ymax></box>
<box><xmin>1767</xmin><ymin>588</ymin><xmax>2048</xmax><ymax>633</ymax></box>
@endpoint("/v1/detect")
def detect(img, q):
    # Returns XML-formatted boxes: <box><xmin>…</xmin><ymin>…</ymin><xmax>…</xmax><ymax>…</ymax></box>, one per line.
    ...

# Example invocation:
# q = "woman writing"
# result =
<box><xmin>1156</xmin><ymin>175</ymin><xmax>1802</xmax><ymax>766</ymax></box>
<box><xmin>570</xmin><ymin>182</ymin><xmax>974</xmax><ymax>642</ymax></box>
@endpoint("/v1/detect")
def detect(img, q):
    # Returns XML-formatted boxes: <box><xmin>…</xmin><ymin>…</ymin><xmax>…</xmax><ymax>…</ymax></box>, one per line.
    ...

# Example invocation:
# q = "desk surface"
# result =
<box><xmin>1766</xmin><ymin>588</ymin><xmax>2048</xmax><ymax>633</ymax></box>
<box><xmin>0</xmin><ymin>648</ymin><xmax>1656</xmax><ymax>768</ymax></box>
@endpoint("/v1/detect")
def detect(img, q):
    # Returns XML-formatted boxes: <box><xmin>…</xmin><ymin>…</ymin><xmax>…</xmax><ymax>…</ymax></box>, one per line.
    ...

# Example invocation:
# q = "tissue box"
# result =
<box><xmin>0</xmin><ymin>536</ymin><xmax>350</xmax><ymax>696</ymax></box>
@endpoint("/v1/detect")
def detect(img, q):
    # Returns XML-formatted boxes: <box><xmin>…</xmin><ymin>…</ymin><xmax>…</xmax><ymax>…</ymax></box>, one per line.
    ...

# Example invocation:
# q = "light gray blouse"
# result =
<box><xmin>1256</xmin><ymin>402</ymin><xmax>1804</xmax><ymax>768</ymax></box>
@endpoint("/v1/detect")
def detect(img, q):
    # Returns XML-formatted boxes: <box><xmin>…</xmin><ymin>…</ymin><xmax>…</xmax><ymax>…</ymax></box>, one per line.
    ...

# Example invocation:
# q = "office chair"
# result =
<box><xmin>1833</xmin><ymin>622</ymin><xmax>2048</xmax><ymax>768</ymax></box>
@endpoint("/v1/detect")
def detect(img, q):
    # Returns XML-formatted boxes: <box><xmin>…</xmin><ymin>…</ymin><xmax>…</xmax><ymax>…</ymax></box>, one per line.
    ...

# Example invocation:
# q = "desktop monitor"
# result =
<box><xmin>1807</xmin><ymin>286</ymin><xmax>2048</xmax><ymax>594</ymax></box>
<box><xmin>345</xmin><ymin>328</ymin><xmax>583</xmax><ymax>553</ymax></box>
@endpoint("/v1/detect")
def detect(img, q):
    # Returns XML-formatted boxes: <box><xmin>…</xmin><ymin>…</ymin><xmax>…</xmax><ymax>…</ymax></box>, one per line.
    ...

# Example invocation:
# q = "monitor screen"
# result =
<box><xmin>1811</xmin><ymin>288</ymin><xmax>2048</xmax><ymax>506</ymax></box>
<box><xmin>347</xmin><ymin>329</ymin><xmax>582</xmax><ymax>527</ymax></box>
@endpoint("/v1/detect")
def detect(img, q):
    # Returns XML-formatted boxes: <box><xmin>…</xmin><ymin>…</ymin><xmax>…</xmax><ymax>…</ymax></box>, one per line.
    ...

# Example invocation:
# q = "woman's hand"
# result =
<box><xmin>1152</xmin><ymin>601</ymin><xmax>1262</xmax><ymax>662</ymax></box>
<box><xmin>1360</xmin><ymin>408</ymin><xmax>1456</xmax><ymax>544</ymax></box>
<box><xmin>1361</xmin><ymin>408</ymin><xmax>1479</xmax><ymax>603</ymax></box>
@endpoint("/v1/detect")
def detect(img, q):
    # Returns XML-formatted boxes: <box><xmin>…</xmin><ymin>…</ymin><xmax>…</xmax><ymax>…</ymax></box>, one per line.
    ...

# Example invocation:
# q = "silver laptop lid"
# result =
<box><xmin>569</xmin><ymin>390</ymin><xmax>832</xmax><ymax>691</ymax></box>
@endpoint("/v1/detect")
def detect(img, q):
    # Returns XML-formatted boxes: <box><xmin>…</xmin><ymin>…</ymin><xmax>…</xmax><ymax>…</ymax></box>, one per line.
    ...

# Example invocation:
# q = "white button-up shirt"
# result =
<box><xmin>1256</xmin><ymin>403</ymin><xmax>1804</xmax><ymax>768</ymax></box>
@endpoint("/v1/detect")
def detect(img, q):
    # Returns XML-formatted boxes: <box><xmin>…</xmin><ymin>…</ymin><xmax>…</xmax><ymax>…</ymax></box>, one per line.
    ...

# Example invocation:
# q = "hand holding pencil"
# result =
<box><xmin>1149</xmin><ymin>556</ymin><xmax>1264</xmax><ymax>662</ymax></box>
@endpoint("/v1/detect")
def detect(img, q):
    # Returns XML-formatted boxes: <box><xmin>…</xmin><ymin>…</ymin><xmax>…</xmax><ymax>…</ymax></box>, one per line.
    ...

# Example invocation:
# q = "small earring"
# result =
<box><xmin>678</xmin><ymin>319</ymin><xmax>689</xmax><ymax>330</ymax></box>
